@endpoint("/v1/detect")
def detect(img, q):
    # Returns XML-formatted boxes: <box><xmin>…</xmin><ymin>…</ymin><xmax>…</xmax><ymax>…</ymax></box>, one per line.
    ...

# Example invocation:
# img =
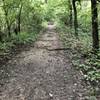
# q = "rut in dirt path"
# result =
<box><xmin>0</xmin><ymin>24</ymin><xmax>89</xmax><ymax>100</ymax></box>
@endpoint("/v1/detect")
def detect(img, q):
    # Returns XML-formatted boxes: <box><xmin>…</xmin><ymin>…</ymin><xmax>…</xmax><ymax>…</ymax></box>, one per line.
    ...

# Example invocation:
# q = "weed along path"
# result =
<box><xmin>0</xmin><ymin>24</ymin><xmax>89</xmax><ymax>100</ymax></box>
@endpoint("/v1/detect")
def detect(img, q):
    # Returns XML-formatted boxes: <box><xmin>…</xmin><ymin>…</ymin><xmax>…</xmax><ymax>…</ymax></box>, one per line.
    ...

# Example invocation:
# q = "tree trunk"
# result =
<box><xmin>91</xmin><ymin>0</ymin><xmax>99</xmax><ymax>50</ymax></box>
<box><xmin>45</xmin><ymin>0</ymin><xmax>47</xmax><ymax>3</ymax></box>
<box><xmin>5</xmin><ymin>12</ymin><xmax>11</xmax><ymax>37</ymax></box>
<box><xmin>69</xmin><ymin>0</ymin><xmax>73</xmax><ymax>28</ymax></box>
<box><xmin>17</xmin><ymin>4</ymin><xmax>23</xmax><ymax>33</ymax></box>
<box><xmin>7</xmin><ymin>24</ymin><xmax>11</xmax><ymax>37</ymax></box>
<box><xmin>0</xmin><ymin>31</ymin><xmax>3</xmax><ymax>42</ymax></box>
<box><xmin>2</xmin><ymin>0</ymin><xmax>11</xmax><ymax>37</ymax></box>
<box><xmin>72</xmin><ymin>0</ymin><xmax>78</xmax><ymax>36</ymax></box>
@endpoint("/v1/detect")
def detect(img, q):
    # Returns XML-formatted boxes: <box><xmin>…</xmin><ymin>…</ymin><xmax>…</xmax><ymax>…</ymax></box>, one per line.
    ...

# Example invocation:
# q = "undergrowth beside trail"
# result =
<box><xmin>0</xmin><ymin>32</ymin><xmax>38</xmax><ymax>53</ymax></box>
<box><xmin>57</xmin><ymin>22</ymin><xmax>100</xmax><ymax>99</ymax></box>
<box><xmin>0</xmin><ymin>31</ymin><xmax>40</xmax><ymax>66</ymax></box>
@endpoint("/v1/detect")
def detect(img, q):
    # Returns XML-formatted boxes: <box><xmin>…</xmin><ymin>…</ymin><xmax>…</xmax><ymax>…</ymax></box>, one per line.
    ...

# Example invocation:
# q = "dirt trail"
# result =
<box><xmin>0</xmin><ymin>24</ymin><xmax>89</xmax><ymax>100</ymax></box>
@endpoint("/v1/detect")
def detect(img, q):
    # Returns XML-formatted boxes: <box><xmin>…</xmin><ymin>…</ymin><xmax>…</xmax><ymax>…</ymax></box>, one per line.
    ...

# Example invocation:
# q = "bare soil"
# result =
<box><xmin>0</xmin><ymin>24</ymin><xmax>90</xmax><ymax>100</ymax></box>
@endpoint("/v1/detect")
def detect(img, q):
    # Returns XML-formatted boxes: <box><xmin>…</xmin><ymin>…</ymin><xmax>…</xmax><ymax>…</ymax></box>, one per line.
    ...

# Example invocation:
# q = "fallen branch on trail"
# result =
<box><xmin>47</xmin><ymin>47</ymin><xmax>71</xmax><ymax>51</ymax></box>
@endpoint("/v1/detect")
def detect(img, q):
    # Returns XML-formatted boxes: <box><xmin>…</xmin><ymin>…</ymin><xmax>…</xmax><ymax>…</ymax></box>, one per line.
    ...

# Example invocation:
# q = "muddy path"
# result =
<box><xmin>0</xmin><ymin>24</ymin><xmax>89</xmax><ymax>100</ymax></box>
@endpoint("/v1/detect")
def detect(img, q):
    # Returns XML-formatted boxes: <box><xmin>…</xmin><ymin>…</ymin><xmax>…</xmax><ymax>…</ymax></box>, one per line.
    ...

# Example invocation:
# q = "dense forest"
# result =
<box><xmin>0</xmin><ymin>0</ymin><xmax>99</xmax><ymax>50</ymax></box>
<box><xmin>0</xmin><ymin>0</ymin><xmax>100</xmax><ymax>99</ymax></box>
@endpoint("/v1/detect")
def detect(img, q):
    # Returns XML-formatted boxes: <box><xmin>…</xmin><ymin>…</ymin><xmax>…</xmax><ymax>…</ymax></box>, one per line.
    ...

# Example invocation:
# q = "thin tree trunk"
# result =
<box><xmin>45</xmin><ymin>0</ymin><xmax>47</xmax><ymax>3</ymax></box>
<box><xmin>0</xmin><ymin>31</ymin><xmax>3</xmax><ymax>42</ymax></box>
<box><xmin>69</xmin><ymin>0</ymin><xmax>73</xmax><ymax>28</ymax></box>
<box><xmin>5</xmin><ymin>13</ymin><xmax>11</xmax><ymax>37</ymax></box>
<box><xmin>72</xmin><ymin>0</ymin><xmax>78</xmax><ymax>36</ymax></box>
<box><xmin>91</xmin><ymin>0</ymin><xmax>99</xmax><ymax>50</ymax></box>
<box><xmin>17</xmin><ymin>4</ymin><xmax>23</xmax><ymax>33</ymax></box>
<box><xmin>2</xmin><ymin>0</ymin><xmax>11</xmax><ymax>37</ymax></box>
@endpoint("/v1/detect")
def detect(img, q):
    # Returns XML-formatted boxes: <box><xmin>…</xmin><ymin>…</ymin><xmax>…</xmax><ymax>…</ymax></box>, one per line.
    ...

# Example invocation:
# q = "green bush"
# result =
<box><xmin>0</xmin><ymin>32</ymin><xmax>38</xmax><ymax>53</ymax></box>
